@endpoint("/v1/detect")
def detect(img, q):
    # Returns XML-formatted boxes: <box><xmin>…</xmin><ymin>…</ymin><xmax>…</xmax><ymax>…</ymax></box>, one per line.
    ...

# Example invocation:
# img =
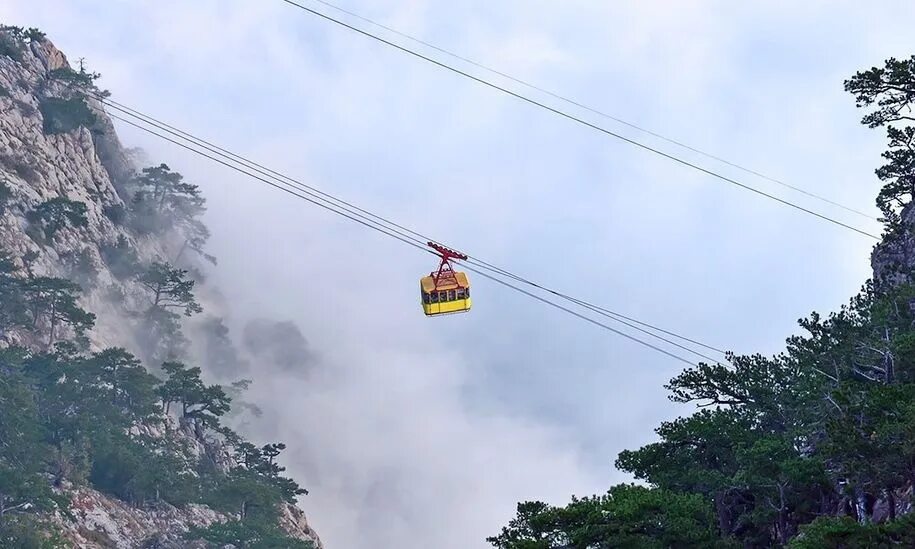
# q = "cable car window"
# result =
<box><xmin>456</xmin><ymin>289</ymin><xmax>465</xmax><ymax>299</ymax></box>
<box><xmin>448</xmin><ymin>290</ymin><xmax>456</xmax><ymax>301</ymax></box>
<box><xmin>439</xmin><ymin>291</ymin><xmax>448</xmax><ymax>302</ymax></box>
<box><xmin>423</xmin><ymin>293</ymin><xmax>431</xmax><ymax>304</ymax></box>
<box><xmin>430</xmin><ymin>292</ymin><xmax>438</xmax><ymax>303</ymax></box>
<box><xmin>465</xmin><ymin>287</ymin><xmax>470</xmax><ymax>298</ymax></box>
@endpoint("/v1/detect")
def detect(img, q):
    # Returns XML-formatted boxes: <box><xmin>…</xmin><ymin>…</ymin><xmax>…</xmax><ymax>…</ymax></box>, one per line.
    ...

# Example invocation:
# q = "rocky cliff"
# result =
<box><xmin>0</xmin><ymin>27</ymin><xmax>321</xmax><ymax>549</ymax></box>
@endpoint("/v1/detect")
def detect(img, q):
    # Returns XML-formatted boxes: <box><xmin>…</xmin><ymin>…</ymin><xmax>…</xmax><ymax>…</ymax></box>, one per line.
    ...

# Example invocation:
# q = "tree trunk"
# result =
<box><xmin>47</xmin><ymin>303</ymin><xmax>57</xmax><ymax>348</ymax></box>
<box><xmin>174</xmin><ymin>239</ymin><xmax>189</xmax><ymax>264</ymax></box>
<box><xmin>714</xmin><ymin>491</ymin><xmax>731</xmax><ymax>535</ymax></box>
<box><xmin>888</xmin><ymin>489</ymin><xmax>896</xmax><ymax>522</ymax></box>
<box><xmin>855</xmin><ymin>485</ymin><xmax>869</xmax><ymax>525</ymax></box>
<box><xmin>884</xmin><ymin>327</ymin><xmax>895</xmax><ymax>384</ymax></box>
<box><xmin>777</xmin><ymin>484</ymin><xmax>789</xmax><ymax>545</ymax></box>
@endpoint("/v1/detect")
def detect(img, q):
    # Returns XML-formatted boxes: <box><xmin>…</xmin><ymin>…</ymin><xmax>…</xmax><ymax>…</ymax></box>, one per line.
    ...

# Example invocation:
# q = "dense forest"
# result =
<box><xmin>489</xmin><ymin>56</ymin><xmax>915</xmax><ymax>548</ymax></box>
<box><xmin>0</xmin><ymin>25</ymin><xmax>313</xmax><ymax>548</ymax></box>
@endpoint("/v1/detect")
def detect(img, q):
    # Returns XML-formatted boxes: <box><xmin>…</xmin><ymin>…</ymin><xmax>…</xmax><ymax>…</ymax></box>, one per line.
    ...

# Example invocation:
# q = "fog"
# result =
<box><xmin>3</xmin><ymin>0</ymin><xmax>913</xmax><ymax>546</ymax></box>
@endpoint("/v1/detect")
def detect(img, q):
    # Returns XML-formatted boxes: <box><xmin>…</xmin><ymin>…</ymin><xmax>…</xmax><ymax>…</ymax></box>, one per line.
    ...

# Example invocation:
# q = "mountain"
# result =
<box><xmin>489</xmin><ymin>57</ymin><xmax>915</xmax><ymax>547</ymax></box>
<box><xmin>0</xmin><ymin>25</ymin><xmax>321</xmax><ymax>548</ymax></box>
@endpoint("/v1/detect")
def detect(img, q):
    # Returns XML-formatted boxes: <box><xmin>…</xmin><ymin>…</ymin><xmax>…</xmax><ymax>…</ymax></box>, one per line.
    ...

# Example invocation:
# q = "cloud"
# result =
<box><xmin>2</xmin><ymin>0</ymin><xmax>913</xmax><ymax>546</ymax></box>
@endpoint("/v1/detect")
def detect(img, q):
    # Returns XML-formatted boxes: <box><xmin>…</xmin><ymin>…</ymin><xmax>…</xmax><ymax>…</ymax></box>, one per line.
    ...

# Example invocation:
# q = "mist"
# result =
<box><xmin>188</xmin><ymin>202</ymin><xmax>607</xmax><ymax>548</ymax></box>
<box><xmin>3</xmin><ymin>0</ymin><xmax>913</xmax><ymax>546</ymax></box>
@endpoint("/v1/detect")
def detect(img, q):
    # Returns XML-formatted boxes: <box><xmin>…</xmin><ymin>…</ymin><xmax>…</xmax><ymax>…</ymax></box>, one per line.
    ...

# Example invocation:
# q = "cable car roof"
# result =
<box><xmin>421</xmin><ymin>272</ymin><xmax>469</xmax><ymax>292</ymax></box>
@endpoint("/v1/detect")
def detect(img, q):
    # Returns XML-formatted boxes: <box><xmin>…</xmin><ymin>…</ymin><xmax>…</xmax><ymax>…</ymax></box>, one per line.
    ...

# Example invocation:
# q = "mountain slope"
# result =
<box><xmin>0</xmin><ymin>25</ymin><xmax>321</xmax><ymax>549</ymax></box>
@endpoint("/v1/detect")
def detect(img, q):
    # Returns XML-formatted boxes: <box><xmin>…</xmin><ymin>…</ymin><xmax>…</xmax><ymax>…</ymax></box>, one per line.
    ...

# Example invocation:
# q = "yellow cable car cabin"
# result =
<box><xmin>421</xmin><ymin>241</ymin><xmax>472</xmax><ymax>316</ymax></box>
<box><xmin>421</xmin><ymin>271</ymin><xmax>471</xmax><ymax>316</ymax></box>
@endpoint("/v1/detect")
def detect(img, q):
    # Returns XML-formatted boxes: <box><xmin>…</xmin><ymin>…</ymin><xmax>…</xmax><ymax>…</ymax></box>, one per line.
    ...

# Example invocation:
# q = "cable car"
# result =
<box><xmin>421</xmin><ymin>241</ymin><xmax>471</xmax><ymax>316</ymax></box>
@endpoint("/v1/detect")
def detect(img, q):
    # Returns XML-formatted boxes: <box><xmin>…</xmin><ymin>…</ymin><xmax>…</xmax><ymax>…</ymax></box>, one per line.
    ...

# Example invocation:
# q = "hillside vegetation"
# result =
<box><xmin>490</xmin><ymin>56</ymin><xmax>915</xmax><ymax>548</ymax></box>
<box><xmin>0</xmin><ymin>25</ymin><xmax>318</xmax><ymax>548</ymax></box>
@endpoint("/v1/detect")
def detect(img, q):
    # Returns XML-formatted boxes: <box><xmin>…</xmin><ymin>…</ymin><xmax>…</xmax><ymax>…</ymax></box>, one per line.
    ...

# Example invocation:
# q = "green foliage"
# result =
<box><xmin>21</xmin><ymin>275</ymin><xmax>95</xmax><ymax>347</ymax></box>
<box><xmin>176</xmin><ymin>218</ymin><xmax>217</xmax><ymax>266</ymax></box>
<box><xmin>844</xmin><ymin>56</ymin><xmax>915</xmax><ymax>227</ymax></box>
<box><xmin>60</xmin><ymin>247</ymin><xmax>99</xmax><ymax>291</ymax></box>
<box><xmin>0</xmin><ymin>180</ymin><xmax>12</xmax><ymax>215</ymax></box>
<box><xmin>0</xmin><ymin>27</ymin><xmax>25</xmax><ymax>62</ymax></box>
<box><xmin>99</xmin><ymin>235</ymin><xmax>140</xmax><ymax>279</ymax></box>
<box><xmin>187</xmin><ymin>518</ymin><xmax>314</xmax><ymax>549</ymax></box>
<box><xmin>488</xmin><ymin>485</ymin><xmax>729</xmax><ymax>549</ymax></box>
<box><xmin>0</xmin><ymin>515</ymin><xmax>66</xmax><ymax>549</ymax></box>
<box><xmin>48</xmin><ymin>61</ymin><xmax>110</xmax><ymax>100</ymax></box>
<box><xmin>89</xmin><ymin>431</ymin><xmax>197</xmax><ymax>506</ymax></box>
<box><xmin>492</xmin><ymin>54</ymin><xmax>915</xmax><ymax>547</ymax></box>
<box><xmin>0</xmin><ymin>268</ymin><xmax>96</xmax><ymax>349</ymax></box>
<box><xmin>791</xmin><ymin>514</ymin><xmax>915</xmax><ymax>548</ymax></box>
<box><xmin>231</xmin><ymin>441</ymin><xmax>307</xmax><ymax>501</ymax></box>
<box><xmin>0</xmin><ymin>150</ymin><xmax>40</xmax><ymax>183</ymax></box>
<box><xmin>39</xmin><ymin>97</ymin><xmax>97</xmax><ymax>135</ymax></box>
<box><xmin>192</xmin><ymin>441</ymin><xmax>310</xmax><ymax>548</ymax></box>
<box><xmin>0</xmin><ymin>242</ymin><xmax>305</xmax><ymax>541</ymax></box>
<box><xmin>0</xmin><ymin>254</ymin><xmax>29</xmax><ymax>334</ymax></box>
<box><xmin>123</xmin><ymin>164</ymin><xmax>216</xmax><ymax>266</ymax></box>
<box><xmin>1</xmin><ymin>342</ymin><xmax>305</xmax><ymax>516</ymax></box>
<box><xmin>138</xmin><ymin>305</ymin><xmax>188</xmax><ymax>364</ymax></box>
<box><xmin>49</xmin><ymin>67</ymin><xmax>100</xmax><ymax>89</ymax></box>
<box><xmin>26</xmin><ymin>197</ymin><xmax>89</xmax><ymax>241</ymax></box>
<box><xmin>201</xmin><ymin>317</ymin><xmax>251</xmax><ymax>379</ymax></box>
<box><xmin>225</xmin><ymin>379</ymin><xmax>262</xmax><ymax>418</ymax></box>
<box><xmin>13</xmin><ymin>98</ymin><xmax>37</xmax><ymax>118</ymax></box>
<box><xmin>0</xmin><ymin>25</ymin><xmax>44</xmax><ymax>47</ymax></box>
<box><xmin>127</xmin><ymin>164</ymin><xmax>205</xmax><ymax>235</ymax></box>
<box><xmin>23</xmin><ymin>28</ymin><xmax>45</xmax><ymax>43</ymax></box>
<box><xmin>135</xmin><ymin>262</ymin><xmax>201</xmax><ymax>363</ymax></box>
<box><xmin>102</xmin><ymin>203</ymin><xmax>126</xmax><ymax>225</ymax></box>
<box><xmin>159</xmin><ymin>361</ymin><xmax>230</xmax><ymax>427</ymax></box>
<box><xmin>137</xmin><ymin>261</ymin><xmax>202</xmax><ymax>316</ymax></box>
<box><xmin>0</xmin><ymin>465</ymin><xmax>58</xmax><ymax>517</ymax></box>
<box><xmin>845</xmin><ymin>56</ymin><xmax>915</xmax><ymax>129</ymax></box>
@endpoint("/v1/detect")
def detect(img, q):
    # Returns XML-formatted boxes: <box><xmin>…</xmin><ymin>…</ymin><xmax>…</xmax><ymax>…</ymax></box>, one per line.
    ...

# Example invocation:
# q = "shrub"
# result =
<box><xmin>48</xmin><ymin>62</ymin><xmax>110</xmax><ymax>99</ymax></box>
<box><xmin>0</xmin><ymin>180</ymin><xmax>11</xmax><ymax>214</ymax></box>
<box><xmin>790</xmin><ymin>514</ymin><xmax>915</xmax><ymax>547</ymax></box>
<box><xmin>0</xmin><ymin>31</ymin><xmax>23</xmax><ymax>63</ymax></box>
<box><xmin>12</xmin><ymin>98</ymin><xmax>36</xmax><ymax>117</ymax></box>
<box><xmin>99</xmin><ymin>236</ymin><xmax>140</xmax><ymax>279</ymax></box>
<box><xmin>49</xmin><ymin>67</ymin><xmax>99</xmax><ymax>89</ymax></box>
<box><xmin>23</xmin><ymin>28</ymin><xmax>45</xmax><ymax>43</ymax></box>
<box><xmin>102</xmin><ymin>203</ymin><xmax>126</xmax><ymax>225</ymax></box>
<box><xmin>88</xmin><ymin>433</ymin><xmax>197</xmax><ymax>506</ymax></box>
<box><xmin>26</xmin><ymin>197</ymin><xmax>88</xmax><ymax>240</ymax></box>
<box><xmin>38</xmin><ymin>97</ymin><xmax>96</xmax><ymax>135</ymax></box>
<box><xmin>0</xmin><ymin>515</ymin><xmax>66</xmax><ymax>548</ymax></box>
<box><xmin>187</xmin><ymin>519</ymin><xmax>314</xmax><ymax>549</ymax></box>
<box><xmin>60</xmin><ymin>248</ymin><xmax>100</xmax><ymax>291</ymax></box>
<box><xmin>0</xmin><ymin>151</ymin><xmax>40</xmax><ymax>184</ymax></box>
<box><xmin>0</xmin><ymin>84</ymin><xmax>10</xmax><ymax>98</ymax></box>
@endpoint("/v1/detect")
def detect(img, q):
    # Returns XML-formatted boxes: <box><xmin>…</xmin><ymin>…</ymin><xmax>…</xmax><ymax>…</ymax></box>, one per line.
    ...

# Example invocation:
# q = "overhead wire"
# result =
<box><xmin>277</xmin><ymin>0</ymin><xmax>880</xmax><ymax>240</ymax></box>
<box><xmin>98</xmin><ymin>98</ymin><xmax>717</xmax><ymax>365</ymax></box>
<box><xmin>105</xmin><ymin>109</ymin><xmax>699</xmax><ymax>365</ymax></box>
<box><xmin>96</xmin><ymin>94</ymin><xmax>725</xmax><ymax>361</ymax></box>
<box><xmin>303</xmin><ymin>0</ymin><xmax>878</xmax><ymax>222</ymax></box>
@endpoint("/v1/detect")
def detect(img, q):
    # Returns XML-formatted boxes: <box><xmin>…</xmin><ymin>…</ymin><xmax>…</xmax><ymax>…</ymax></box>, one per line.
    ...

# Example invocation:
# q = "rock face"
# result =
<box><xmin>50</xmin><ymin>488</ymin><xmax>222</xmax><ymax>549</ymax></box>
<box><xmin>0</xmin><ymin>32</ymin><xmax>321</xmax><ymax>549</ymax></box>
<box><xmin>871</xmin><ymin>204</ymin><xmax>915</xmax><ymax>287</ymax></box>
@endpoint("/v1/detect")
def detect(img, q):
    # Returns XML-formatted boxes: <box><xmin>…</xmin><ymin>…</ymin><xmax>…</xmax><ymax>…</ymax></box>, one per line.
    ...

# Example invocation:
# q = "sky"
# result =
<box><xmin>2</xmin><ymin>1</ymin><xmax>912</xmax><ymax>547</ymax></box>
